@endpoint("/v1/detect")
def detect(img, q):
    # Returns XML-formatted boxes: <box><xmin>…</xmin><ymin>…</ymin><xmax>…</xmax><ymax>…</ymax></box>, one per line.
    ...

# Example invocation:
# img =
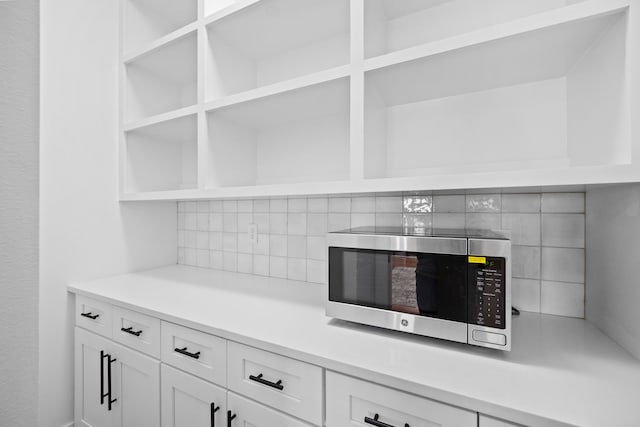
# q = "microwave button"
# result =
<box><xmin>472</xmin><ymin>330</ymin><xmax>507</xmax><ymax>346</ymax></box>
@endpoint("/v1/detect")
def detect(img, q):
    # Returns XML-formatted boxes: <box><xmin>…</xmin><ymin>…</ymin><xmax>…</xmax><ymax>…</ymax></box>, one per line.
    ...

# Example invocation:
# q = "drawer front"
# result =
<box><xmin>227</xmin><ymin>392</ymin><xmax>313</xmax><ymax>427</ymax></box>
<box><xmin>161</xmin><ymin>321</ymin><xmax>227</xmax><ymax>387</ymax></box>
<box><xmin>112</xmin><ymin>306</ymin><xmax>161</xmax><ymax>358</ymax></box>
<box><xmin>76</xmin><ymin>295</ymin><xmax>112</xmax><ymax>338</ymax></box>
<box><xmin>326</xmin><ymin>371</ymin><xmax>477</xmax><ymax>427</ymax></box>
<box><xmin>227</xmin><ymin>342</ymin><xmax>322</xmax><ymax>426</ymax></box>
<box><xmin>161</xmin><ymin>364</ymin><xmax>227</xmax><ymax>427</ymax></box>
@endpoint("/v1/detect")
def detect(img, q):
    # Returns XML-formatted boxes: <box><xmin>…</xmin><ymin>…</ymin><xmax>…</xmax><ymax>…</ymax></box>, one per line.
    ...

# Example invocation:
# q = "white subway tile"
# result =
<box><xmin>433</xmin><ymin>195</ymin><xmax>465</xmax><ymax>213</ymax></box>
<box><xmin>376</xmin><ymin>213</ymin><xmax>402</xmax><ymax>227</ymax></box>
<box><xmin>466</xmin><ymin>194</ymin><xmax>501</xmax><ymax>212</ymax></box>
<box><xmin>351</xmin><ymin>213</ymin><xmax>375</xmax><ymax>228</ymax></box>
<box><xmin>328</xmin><ymin>213</ymin><xmax>350</xmax><ymax>232</ymax></box>
<box><xmin>465</xmin><ymin>213</ymin><xmax>501</xmax><ymax>230</ymax></box>
<box><xmin>512</xmin><ymin>278</ymin><xmax>540</xmax><ymax>313</ymax></box>
<box><xmin>178</xmin><ymin>230</ymin><xmax>185</xmax><ymax>247</ymax></box>
<box><xmin>197</xmin><ymin>201</ymin><xmax>209</xmax><ymax>213</ymax></box>
<box><xmin>541</xmin><ymin>214</ymin><xmax>585</xmax><ymax>248</ymax></box>
<box><xmin>512</xmin><ymin>246</ymin><xmax>541</xmax><ymax>279</ymax></box>
<box><xmin>184</xmin><ymin>231</ymin><xmax>197</xmax><ymax>248</ymax></box>
<box><xmin>185</xmin><ymin>213</ymin><xmax>197</xmax><ymax>230</ymax></box>
<box><xmin>501</xmin><ymin>214</ymin><xmax>541</xmax><ymax>246</ymax></box>
<box><xmin>287</xmin><ymin>258</ymin><xmax>307</xmax><ymax>281</ymax></box>
<box><xmin>307</xmin><ymin>213</ymin><xmax>328</xmax><ymax>236</ymax></box>
<box><xmin>287</xmin><ymin>235</ymin><xmax>307</xmax><ymax>259</ymax></box>
<box><xmin>237</xmin><ymin>200</ymin><xmax>253</xmax><ymax>213</ymax></box>
<box><xmin>223</xmin><ymin>200</ymin><xmax>237</xmax><ymax>212</ymax></box>
<box><xmin>403</xmin><ymin>196</ymin><xmax>432</xmax><ymax>213</ymax></box>
<box><xmin>269</xmin><ymin>213</ymin><xmax>287</xmax><ymax>234</ymax></box>
<box><xmin>196</xmin><ymin>231</ymin><xmax>209</xmax><ymax>249</ymax></box>
<box><xmin>269</xmin><ymin>235</ymin><xmax>287</xmax><ymax>257</ymax></box>
<box><xmin>237</xmin><ymin>253</ymin><xmax>253</xmax><ymax>274</ymax></box>
<box><xmin>376</xmin><ymin>196</ymin><xmax>402</xmax><ymax>213</ymax></box>
<box><xmin>269</xmin><ymin>256</ymin><xmax>287</xmax><ymax>278</ymax></box>
<box><xmin>210</xmin><ymin>250</ymin><xmax>223</xmax><ymax>269</ymax></box>
<box><xmin>542</xmin><ymin>247</ymin><xmax>584</xmax><ymax>283</ymax></box>
<box><xmin>209</xmin><ymin>232</ymin><xmax>222</xmax><ymax>251</ymax></box>
<box><xmin>433</xmin><ymin>213</ymin><xmax>465</xmax><ymax>229</ymax></box>
<box><xmin>208</xmin><ymin>213</ymin><xmax>223</xmax><ymax>232</ymax></box>
<box><xmin>329</xmin><ymin>197</ymin><xmax>351</xmax><ymax>212</ymax></box>
<box><xmin>223</xmin><ymin>232</ymin><xmax>237</xmax><ymax>252</ymax></box>
<box><xmin>178</xmin><ymin>202</ymin><xmax>186</xmax><ymax>213</ymax></box>
<box><xmin>223</xmin><ymin>252</ymin><xmax>237</xmax><ymax>272</ymax></box>
<box><xmin>253</xmin><ymin>234</ymin><xmax>269</xmax><ymax>255</ymax></box>
<box><xmin>185</xmin><ymin>201</ymin><xmax>197</xmax><ymax>213</ymax></box>
<box><xmin>502</xmin><ymin>194</ymin><xmax>540</xmax><ymax>213</ymax></box>
<box><xmin>541</xmin><ymin>281</ymin><xmax>584</xmax><ymax>318</ymax></box>
<box><xmin>307</xmin><ymin>260</ymin><xmax>327</xmax><ymax>284</ymax></box>
<box><xmin>270</xmin><ymin>198</ymin><xmax>287</xmax><ymax>212</ymax></box>
<box><xmin>196</xmin><ymin>249</ymin><xmax>209</xmax><ymax>268</ymax></box>
<box><xmin>177</xmin><ymin>213</ymin><xmax>185</xmax><ymax>230</ymax></box>
<box><xmin>351</xmin><ymin>197</ymin><xmax>375</xmax><ymax>213</ymax></box>
<box><xmin>542</xmin><ymin>193</ymin><xmax>584</xmax><ymax>213</ymax></box>
<box><xmin>253</xmin><ymin>255</ymin><xmax>269</xmax><ymax>276</ymax></box>
<box><xmin>223</xmin><ymin>213</ymin><xmax>237</xmax><ymax>232</ymax></box>
<box><xmin>237</xmin><ymin>213</ymin><xmax>252</xmax><ymax>232</ymax></box>
<box><xmin>253</xmin><ymin>213</ymin><xmax>269</xmax><ymax>234</ymax></box>
<box><xmin>209</xmin><ymin>200</ymin><xmax>223</xmax><ymax>212</ymax></box>
<box><xmin>253</xmin><ymin>199</ymin><xmax>269</xmax><ymax>213</ymax></box>
<box><xmin>288</xmin><ymin>213</ymin><xmax>307</xmax><ymax>235</ymax></box>
<box><xmin>196</xmin><ymin>213</ymin><xmax>208</xmax><ymax>231</ymax></box>
<box><xmin>237</xmin><ymin>233</ymin><xmax>251</xmax><ymax>254</ymax></box>
<box><xmin>177</xmin><ymin>247</ymin><xmax>185</xmax><ymax>264</ymax></box>
<box><xmin>308</xmin><ymin>197</ymin><xmax>328</xmax><ymax>212</ymax></box>
<box><xmin>184</xmin><ymin>248</ymin><xmax>197</xmax><ymax>266</ymax></box>
<box><xmin>307</xmin><ymin>236</ymin><xmax>326</xmax><ymax>261</ymax></box>
<box><xmin>288</xmin><ymin>198</ymin><xmax>307</xmax><ymax>212</ymax></box>
<box><xmin>403</xmin><ymin>214</ymin><xmax>432</xmax><ymax>229</ymax></box>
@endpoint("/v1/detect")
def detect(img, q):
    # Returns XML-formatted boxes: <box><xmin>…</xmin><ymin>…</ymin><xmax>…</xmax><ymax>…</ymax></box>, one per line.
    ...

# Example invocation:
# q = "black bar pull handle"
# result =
<box><xmin>210</xmin><ymin>402</ymin><xmax>220</xmax><ymax>427</ymax></box>
<box><xmin>174</xmin><ymin>346</ymin><xmax>201</xmax><ymax>359</ymax></box>
<box><xmin>120</xmin><ymin>326</ymin><xmax>142</xmax><ymax>337</ymax></box>
<box><xmin>248</xmin><ymin>373</ymin><xmax>284</xmax><ymax>390</ymax></box>
<box><xmin>227</xmin><ymin>410</ymin><xmax>236</xmax><ymax>427</ymax></box>
<box><xmin>81</xmin><ymin>312</ymin><xmax>99</xmax><ymax>320</ymax></box>
<box><xmin>100</xmin><ymin>351</ymin><xmax>106</xmax><ymax>405</ymax></box>
<box><xmin>107</xmin><ymin>354</ymin><xmax>117</xmax><ymax>411</ymax></box>
<box><xmin>364</xmin><ymin>413</ymin><xmax>409</xmax><ymax>427</ymax></box>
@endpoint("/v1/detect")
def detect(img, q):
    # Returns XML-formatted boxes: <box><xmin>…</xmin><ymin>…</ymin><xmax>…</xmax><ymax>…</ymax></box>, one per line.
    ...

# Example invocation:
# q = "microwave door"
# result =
<box><xmin>340</xmin><ymin>250</ymin><xmax>391</xmax><ymax>309</ymax></box>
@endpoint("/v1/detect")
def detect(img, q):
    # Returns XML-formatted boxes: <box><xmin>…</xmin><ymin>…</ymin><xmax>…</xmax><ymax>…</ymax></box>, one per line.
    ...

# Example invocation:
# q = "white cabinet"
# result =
<box><xmin>74</xmin><ymin>327</ymin><xmax>160</xmax><ymax>427</ymax></box>
<box><xmin>326</xmin><ymin>371</ymin><xmax>476</xmax><ymax>427</ymax></box>
<box><xmin>479</xmin><ymin>414</ymin><xmax>525</xmax><ymax>427</ymax></box>
<box><xmin>161</xmin><ymin>364</ymin><xmax>227</xmax><ymax>427</ymax></box>
<box><xmin>227</xmin><ymin>391</ymin><xmax>314</xmax><ymax>427</ymax></box>
<box><xmin>118</xmin><ymin>0</ymin><xmax>640</xmax><ymax>200</ymax></box>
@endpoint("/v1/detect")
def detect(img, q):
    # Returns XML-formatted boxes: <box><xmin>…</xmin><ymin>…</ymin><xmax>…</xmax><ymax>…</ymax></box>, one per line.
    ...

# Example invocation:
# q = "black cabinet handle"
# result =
<box><xmin>249</xmin><ymin>373</ymin><xmax>283</xmax><ymax>390</ymax></box>
<box><xmin>81</xmin><ymin>312</ymin><xmax>99</xmax><ymax>320</ymax></box>
<box><xmin>364</xmin><ymin>414</ymin><xmax>409</xmax><ymax>427</ymax></box>
<box><xmin>210</xmin><ymin>402</ymin><xmax>220</xmax><ymax>427</ymax></box>
<box><xmin>227</xmin><ymin>410</ymin><xmax>236</xmax><ymax>427</ymax></box>
<box><xmin>100</xmin><ymin>351</ymin><xmax>106</xmax><ymax>405</ymax></box>
<box><xmin>120</xmin><ymin>326</ymin><xmax>142</xmax><ymax>337</ymax></box>
<box><xmin>174</xmin><ymin>346</ymin><xmax>201</xmax><ymax>359</ymax></box>
<box><xmin>107</xmin><ymin>354</ymin><xmax>117</xmax><ymax>411</ymax></box>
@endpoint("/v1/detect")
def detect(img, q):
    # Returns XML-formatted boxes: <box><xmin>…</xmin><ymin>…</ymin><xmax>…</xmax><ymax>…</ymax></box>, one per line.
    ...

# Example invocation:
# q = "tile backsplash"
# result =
<box><xmin>178</xmin><ymin>192</ymin><xmax>585</xmax><ymax>318</ymax></box>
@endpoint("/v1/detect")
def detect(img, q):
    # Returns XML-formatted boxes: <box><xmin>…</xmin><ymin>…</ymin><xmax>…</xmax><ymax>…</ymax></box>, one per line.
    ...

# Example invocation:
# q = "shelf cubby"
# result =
<box><xmin>205</xmin><ymin>77</ymin><xmax>350</xmax><ymax>187</ymax></box>
<box><xmin>122</xmin><ymin>0</ymin><xmax>197</xmax><ymax>54</ymax></box>
<box><xmin>364</xmin><ymin>6</ymin><xmax>629</xmax><ymax>179</ymax></box>
<box><xmin>204</xmin><ymin>0</ymin><xmax>350</xmax><ymax>101</ymax></box>
<box><xmin>364</xmin><ymin>0</ymin><xmax>588</xmax><ymax>59</ymax></box>
<box><xmin>124</xmin><ymin>32</ymin><xmax>197</xmax><ymax>123</ymax></box>
<box><xmin>124</xmin><ymin>114</ymin><xmax>198</xmax><ymax>193</ymax></box>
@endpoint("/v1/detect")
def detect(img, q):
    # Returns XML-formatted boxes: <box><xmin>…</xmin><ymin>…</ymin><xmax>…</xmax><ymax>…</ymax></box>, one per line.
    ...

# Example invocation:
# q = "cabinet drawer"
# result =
<box><xmin>228</xmin><ymin>391</ymin><xmax>313</xmax><ymax>427</ymax></box>
<box><xmin>75</xmin><ymin>295</ymin><xmax>112</xmax><ymax>338</ymax></box>
<box><xmin>326</xmin><ymin>371</ymin><xmax>476</xmax><ymax>427</ymax></box>
<box><xmin>161</xmin><ymin>364</ymin><xmax>227</xmax><ymax>427</ymax></box>
<box><xmin>112</xmin><ymin>305</ymin><xmax>160</xmax><ymax>358</ymax></box>
<box><xmin>161</xmin><ymin>321</ymin><xmax>227</xmax><ymax>386</ymax></box>
<box><xmin>227</xmin><ymin>342</ymin><xmax>322</xmax><ymax>426</ymax></box>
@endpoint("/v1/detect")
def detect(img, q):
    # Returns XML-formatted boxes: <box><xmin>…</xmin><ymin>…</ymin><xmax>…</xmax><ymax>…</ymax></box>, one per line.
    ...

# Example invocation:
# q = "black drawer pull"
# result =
<box><xmin>364</xmin><ymin>414</ymin><xmax>409</xmax><ymax>427</ymax></box>
<box><xmin>210</xmin><ymin>402</ymin><xmax>220</xmax><ymax>427</ymax></box>
<box><xmin>227</xmin><ymin>410</ymin><xmax>236</xmax><ymax>427</ymax></box>
<box><xmin>81</xmin><ymin>312</ymin><xmax>99</xmax><ymax>320</ymax></box>
<box><xmin>249</xmin><ymin>373</ymin><xmax>283</xmax><ymax>390</ymax></box>
<box><xmin>174</xmin><ymin>346</ymin><xmax>201</xmax><ymax>359</ymax></box>
<box><xmin>120</xmin><ymin>326</ymin><xmax>142</xmax><ymax>336</ymax></box>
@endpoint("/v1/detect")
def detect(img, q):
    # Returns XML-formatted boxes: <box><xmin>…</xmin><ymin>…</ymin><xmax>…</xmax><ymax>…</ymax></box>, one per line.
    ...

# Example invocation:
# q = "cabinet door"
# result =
<box><xmin>75</xmin><ymin>327</ymin><xmax>112</xmax><ymax>427</ymax></box>
<box><xmin>161</xmin><ymin>364</ymin><xmax>227</xmax><ymax>427</ymax></box>
<box><xmin>227</xmin><ymin>392</ymin><xmax>313</xmax><ymax>427</ymax></box>
<box><xmin>109</xmin><ymin>340</ymin><xmax>160</xmax><ymax>427</ymax></box>
<box><xmin>326</xmin><ymin>371</ymin><xmax>476</xmax><ymax>427</ymax></box>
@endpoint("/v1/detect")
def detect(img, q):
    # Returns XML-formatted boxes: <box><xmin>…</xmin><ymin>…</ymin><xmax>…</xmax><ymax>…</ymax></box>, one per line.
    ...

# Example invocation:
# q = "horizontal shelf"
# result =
<box><xmin>204</xmin><ymin>0</ymin><xmax>350</xmax><ymax>100</ymax></box>
<box><xmin>123</xmin><ymin>105</ymin><xmax>198</xmax><ymax>132</ymax></box>
<box><xmin>203</xmin><ymin>0</ymin><xmax>261</xmax><ymax>24</ymax></box>
<box><xmin>122</xmin><ymin>0</ymin><xmax>197</xmax><ymax>55</ymax></box>
<box><xmin>122</xmin><ymin>22</ymin><xmax>198</xmax><ymax>64</ymax></box>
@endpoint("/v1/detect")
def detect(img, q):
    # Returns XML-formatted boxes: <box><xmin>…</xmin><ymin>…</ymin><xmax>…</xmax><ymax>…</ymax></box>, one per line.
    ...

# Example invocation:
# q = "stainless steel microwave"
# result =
<box><xmin>327</xmin><ymin>227</ymin><xmax>511</xmax><ymax>350</ymax></box>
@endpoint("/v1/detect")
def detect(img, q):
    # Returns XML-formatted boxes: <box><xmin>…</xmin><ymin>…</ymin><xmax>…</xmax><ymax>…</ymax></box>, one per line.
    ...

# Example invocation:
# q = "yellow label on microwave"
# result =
<box><xmin>468</xmin><ymin>256</ymin><xmax>487</xmax><ymax>264</ymax></box>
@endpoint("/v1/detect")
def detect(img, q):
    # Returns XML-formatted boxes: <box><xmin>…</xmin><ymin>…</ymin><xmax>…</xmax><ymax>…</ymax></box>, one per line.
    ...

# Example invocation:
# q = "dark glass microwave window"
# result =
<box><xmin>329</xmin><ymin>247</ymin><xmax>467</xmax><ymax>323</ymax></box>
<box><xmin>468</xmin><ymin>257</ymin><xmax>506</xmax><ymax>329</ymax></box>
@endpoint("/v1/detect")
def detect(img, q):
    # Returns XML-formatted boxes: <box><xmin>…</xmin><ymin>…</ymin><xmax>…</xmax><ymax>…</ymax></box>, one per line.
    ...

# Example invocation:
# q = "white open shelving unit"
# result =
<box><xmin>119</xmin><ymin>0</ymin><xmax>640</xmax><ymax>201</ymax></box>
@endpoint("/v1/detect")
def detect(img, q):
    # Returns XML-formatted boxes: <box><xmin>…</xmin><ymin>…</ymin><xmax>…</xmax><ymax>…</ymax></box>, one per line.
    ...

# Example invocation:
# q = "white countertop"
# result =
<box><xmin>69</xmin><ymin>265</ymin><xmax>640</xmax><ymax>427</ymax></box>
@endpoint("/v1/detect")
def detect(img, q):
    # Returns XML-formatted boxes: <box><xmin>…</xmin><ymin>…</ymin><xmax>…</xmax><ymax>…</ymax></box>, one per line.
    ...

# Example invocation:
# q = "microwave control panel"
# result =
<box><xmin>468</xmin><ymin>257</ymin><xmax>506</xmax><ymax>329</ymax></box>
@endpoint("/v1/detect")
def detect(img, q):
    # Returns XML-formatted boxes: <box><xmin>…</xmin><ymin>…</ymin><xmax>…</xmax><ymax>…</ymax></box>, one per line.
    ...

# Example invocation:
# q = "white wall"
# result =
<box><xmin>586</xmin><ymin>183</ymin><xmax>640</xmax><ymax>359</ymax></box>
<box><xmin>0</xmin><ymin>1</ymin><xmax>39</xmax><ymax>426</ymax></box>
<box><xmin>40</xmin><ymin>1</ymin><xmax>177</xmax><ymax>426</ymax></box>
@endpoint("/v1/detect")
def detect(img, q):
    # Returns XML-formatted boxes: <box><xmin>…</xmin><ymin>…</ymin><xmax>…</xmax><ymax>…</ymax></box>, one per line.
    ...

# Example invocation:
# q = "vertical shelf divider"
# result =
<box><xmin>350</xmin><ymin>0</ymin><xmax>365</xmax><ymax>181</ymax></box>
<box><xmin>197</xmin><ymin>18</ymin><xmax>209</xmax><ymax>190</ymax></box>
